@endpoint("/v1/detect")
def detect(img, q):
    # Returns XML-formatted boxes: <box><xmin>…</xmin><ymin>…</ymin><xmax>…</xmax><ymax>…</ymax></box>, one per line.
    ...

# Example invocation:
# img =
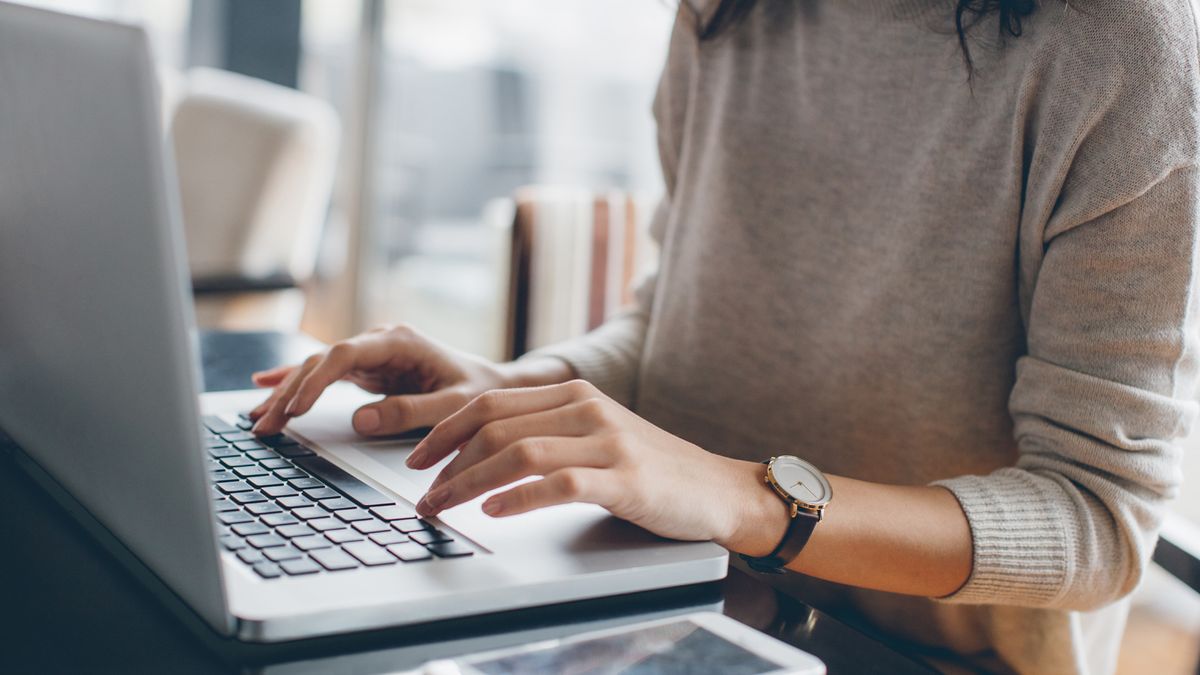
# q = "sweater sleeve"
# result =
<box><xmin>519</xmin><ymin>198</ymin><xmax>668</xmax><ymax>408</ymax></box>
<box><xmin>934</xmin><ymin>5</ymin><xmax>1200</xmax><ymax>609</ymax></box>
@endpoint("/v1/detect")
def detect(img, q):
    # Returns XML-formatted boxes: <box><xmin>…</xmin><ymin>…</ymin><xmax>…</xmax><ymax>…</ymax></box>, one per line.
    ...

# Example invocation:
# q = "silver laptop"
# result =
<box><xmin>0</xmin><ymin>3</ymin><xmax>727</xmax><ymax>643</ymax></box>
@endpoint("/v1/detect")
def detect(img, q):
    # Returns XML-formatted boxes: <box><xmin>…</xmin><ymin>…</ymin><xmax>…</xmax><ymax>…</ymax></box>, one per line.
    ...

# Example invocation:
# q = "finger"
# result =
<box><xmin>252</xmin><ymin>356</ymin><xmax>321</xmax><ymax>435</ymax></box>
<box><xmin>249</xmin><ymin>368</ymin><xmax>298</xmax><ymax>419</ymax></box>
<box><xmin>418</xmin><ymin>437</ymin><xmax>609</xmax><ymax>516</ymax></box>
<box><xmin>251</xmin><ymin>365</ymin><xmax>294</xmax><ymax>388</ymax></box>
<box><xmin>412</xmin><ymin>380</ymin><xmax>597</xmax><ymax>469</ymax></box>
<box><xmin>481</xmin><ymin>468</ymin><xmax>614</xmax><ymax>518</ymax></box>
<box><xmin>249</xmin><ymin>367</ymin><xmax>304</xmax><ymax>421</ymax></box>
<box><xmin>427</xmin><ymin>402</ymin><xmax>600</xmax><ymax>487</ymax></box>
<box><xmin>352</xmin><ymin>389</ymin><xmax>470</xmax><ymax>437</ymax></box>
<box><xmin>282</xmin><ymin>342</ymin><xmax>361</xmax><ymax>417</ymax></box>
<box><xmin>283</xmin><ymin>332</ymin><xmax>428</xmax><ymax>417</ymax></box>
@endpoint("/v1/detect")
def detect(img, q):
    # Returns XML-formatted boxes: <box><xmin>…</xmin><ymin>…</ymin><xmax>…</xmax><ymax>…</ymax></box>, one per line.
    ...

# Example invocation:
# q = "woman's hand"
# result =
<box><xmin>248</xmin><ymin>324</ymin><xmax>572</xmax><ymax>436</ymax></box>
<box><xmin>407</xmin><ymin>379</ymin><xmax>782</xmax><ymax>550</ymax></box>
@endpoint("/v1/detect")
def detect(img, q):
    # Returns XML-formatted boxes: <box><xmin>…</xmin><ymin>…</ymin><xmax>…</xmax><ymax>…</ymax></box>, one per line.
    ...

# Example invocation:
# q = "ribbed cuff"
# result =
<box><xmin>518</xmin><ymin>313</ymin><xmax>646</xmax><ymax>408</ymax></box>
<box><xmin>932</xmin><ymin>469</ymin><xmax>1078</xmax><ymax>606</ymax></box>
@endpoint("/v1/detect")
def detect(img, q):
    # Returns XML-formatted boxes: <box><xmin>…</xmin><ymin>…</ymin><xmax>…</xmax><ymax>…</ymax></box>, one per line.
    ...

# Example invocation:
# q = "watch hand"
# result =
<box><xmin>791</xmin><ymin>481</ymin><xmax>819</xmax><ymax>499</ymax></box>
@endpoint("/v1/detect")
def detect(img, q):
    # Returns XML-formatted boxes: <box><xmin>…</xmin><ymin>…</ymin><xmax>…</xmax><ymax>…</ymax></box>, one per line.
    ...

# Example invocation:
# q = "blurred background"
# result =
<box><xmin>11</xmin><ymin>2</ymin><xmax>1200</xmax><ymax>673</ymax></box>
<box><xmin>15</xmin><ymin>0</ymin><xmax>672</xmax><ymax>361</ymax></box>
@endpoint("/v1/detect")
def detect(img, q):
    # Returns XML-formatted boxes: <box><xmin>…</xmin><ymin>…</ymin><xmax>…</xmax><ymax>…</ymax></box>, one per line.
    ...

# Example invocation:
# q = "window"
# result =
<box><xmin>300</xmin><ymin>0</ymin><xmax>673</xmax><ymax>358</ymax></box>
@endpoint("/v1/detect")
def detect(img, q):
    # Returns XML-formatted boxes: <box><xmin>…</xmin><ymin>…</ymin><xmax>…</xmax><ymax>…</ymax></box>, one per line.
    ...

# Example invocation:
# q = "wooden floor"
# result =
<box><xmin>1117</xmin><ymin>565</ymin><xmax>1200</xmax><ymax>675</ymax></box>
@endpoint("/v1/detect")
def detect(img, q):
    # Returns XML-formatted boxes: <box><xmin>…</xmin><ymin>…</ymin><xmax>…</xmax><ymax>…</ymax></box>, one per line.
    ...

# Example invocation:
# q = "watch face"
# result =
<box><xmin>771</xmin><ymin>456</ymin><xmax>832</xmax><ymax>506</ymax></box>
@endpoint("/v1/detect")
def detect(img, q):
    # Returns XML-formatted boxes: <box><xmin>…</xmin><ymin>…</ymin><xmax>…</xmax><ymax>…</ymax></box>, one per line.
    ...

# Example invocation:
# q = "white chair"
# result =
<box><xmin>167</xmin><ymin>67</ymin><xmax>340</xmax><ymax>330</ymax></box>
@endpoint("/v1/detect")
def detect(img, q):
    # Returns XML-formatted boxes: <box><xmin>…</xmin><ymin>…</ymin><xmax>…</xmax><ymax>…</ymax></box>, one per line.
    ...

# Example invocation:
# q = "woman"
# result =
<box><xmin>251</xmin><ymin>1</ymin><xmax>1200</xmax><ymax>672</ymax></box>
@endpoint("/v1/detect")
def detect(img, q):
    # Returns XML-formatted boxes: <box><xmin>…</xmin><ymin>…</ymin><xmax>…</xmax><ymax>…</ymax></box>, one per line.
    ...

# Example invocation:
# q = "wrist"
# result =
<box><xmin>494</xmin><ymin>356</ymin><xmax>576</xmax><ymax>389</ymax></box>
<box><xmin>714</xmin><ymin>458</ymin><xmax>791</xmax><ymax>558</ymax></box>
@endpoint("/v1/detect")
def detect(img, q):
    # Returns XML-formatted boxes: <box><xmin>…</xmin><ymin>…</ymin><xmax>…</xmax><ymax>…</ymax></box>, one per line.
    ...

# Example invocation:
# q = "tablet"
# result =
<box><xmin>428</xmin><ymin>612</ymin><xmax>825</xmax><ymax>675</ymax></box>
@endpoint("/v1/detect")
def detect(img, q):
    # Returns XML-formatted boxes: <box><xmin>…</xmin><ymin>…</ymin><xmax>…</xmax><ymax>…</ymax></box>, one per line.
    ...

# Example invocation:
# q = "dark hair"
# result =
<box><xmin>698</xmin><ymin>0</ymin><xmax>1042</xmax><ymax>73</ymax></box>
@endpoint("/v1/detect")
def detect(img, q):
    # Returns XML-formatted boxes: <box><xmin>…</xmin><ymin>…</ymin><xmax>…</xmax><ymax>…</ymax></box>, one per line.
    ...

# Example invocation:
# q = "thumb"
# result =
<box><xmin>353</xmin><ymin>389</ymin><xmax>470</xmax><ymax>436</ymax></box>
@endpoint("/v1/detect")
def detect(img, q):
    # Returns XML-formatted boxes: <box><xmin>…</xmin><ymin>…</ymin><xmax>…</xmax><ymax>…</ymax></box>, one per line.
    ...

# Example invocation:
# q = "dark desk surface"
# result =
<box><xmin>1</xmin><ymin>331</ymin><xmax>935</xmax><ymax>675</ymax></box>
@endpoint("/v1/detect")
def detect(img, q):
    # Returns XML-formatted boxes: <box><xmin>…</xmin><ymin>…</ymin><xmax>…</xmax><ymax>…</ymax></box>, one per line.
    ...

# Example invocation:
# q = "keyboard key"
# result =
<box><xmin>352</xmin><ymin>520</ymin><xmax>390</xmax><ymax>535</ymax></box>
<box><xmin>308</xmin><ymin>518</ymin><xmax>346</xmax><ymax>532</ymax></box>
<box><xmin>217</xmin><ymin>511</ymin><xmax>254</xmax><ymax>525</ymax></box>
<box><xmin>393</xmin><ymin>519</ymin><xmax>439</xmax><ymax>534</ymax></box>
<box><xmin>219</xmin><ymin>534</ymin><xmax>245</xmax><ymax>551</ymax></box>
<box><xmin>343</xmin><ymin>541</ymin><xmax>395</xmax><ymax>566</ymax></box>
<box><xmin>371</xmin><ymin>504</ymin><xmax>418</xmax><ymax>521</ymax></box>
<box><xmin>277</xmin><ymin>445</ymin><xmax>315</xmax><ymax>459</ymax></box>
<box><xmin>310</xmin><ymin>548</ymin><xmax>359</xmax><ymax>571</ymax></box>
<box><xmin>319</xmin><ymin>497</ymin><xmax>357</xmax><ymax>511</ymax></box>
<box><xmin>247</xmin><ymin>449</ymin><xmax>279</xmax><ymax>461</ymax></box>
<box><xmin>335</xmin><ymin>509</ymin><xmax>372</xmax><ymax>523</ymax></box>
<box><xmin>369</xmin><ymin>531</ymin><xmax>408</xmax><ymax>546</ymax></box>
<box><xmin>232</xmin><ymin>522</ymin><xmax>270</xmax><ymax>536</ymax></box>
<box><xmin>220</xmin><ymin>431</ymin><xmax>256</xmax><ymax>443</ymax></box>
<box><xmin>260</xmin><ymin>458</ymin><xmax>292</xmax><ymax>471</ymax></box>
<box><xmin>409</xmin><ymin>530</ymin><xmax>452</xmax><ymax>545</ymax></box>
<box><xmin>249</xmin><ymin>475</ymin><xmax>283</xmax><ymax>488</ymax></box>
<box><xmin>253</xmin><ymin>562</ymin><xmax>282</xmax><ymax>579</ymax></box>
<box><xmin>208</xmin><ymin>447</ymin><xmax>238</xmax><ymax>459</ymax></box>
<box><xmin>209</xmin><ymin>469</ymin><xmax>237</xmax><ymax>483</ymax></box>
<box><xmin>326</xmin><ymin>529</ymin><xmax>364</xmax><ymax>544</ymax></box>
<box><xmin>257</xmin><ymin>433</ymin><xmax>300</xmax><ymax>448</ymax></box>
<box><xmin>274</xmin><ymin>468</ymin><xmax>308</xmax><ymax>480</ymax></box>
<box><xmin>234</xmin><ymin>466</ymin><xmax>268</xmax><ymax>479</ymax></box>
<box><xmin>262</xmin><ymin>512</ymin><xmax>298</xmax><ymax>527</ymax></box>
<box><xmin>292</xmin><ymin>507</ymin><xmax>327</xmax><ymax>520</ymax></box>
<box><xmin>232</xmin><ymin>491</ymin><xmax>269</xmax><ymax>505</ymax></box>
<box><xmin>276</xmin><ymin>524</ymin><xmax>315</xmax><ymax>539</ymax></box>
<box><xmin>247</xmin><ymin>534</ymin><xmax>286</xmax><ymax>549</ymax></box>
<box><xmin>386</xmin><ymin>542</ymin><xmax>432</xmax><ymax>562</ymax></box>
<box><xmin>236</xmin><ymin>419</ymin><xmax>254</xmax><ymax>431</ymax></box>
<box><xmin>237</xmin><ymin>549</ymin><xmax>264</xmax><ymax>565</ymax></box>
<box><xmin>264</xmin><ymin>545</ymin><xmax>304</xmax><ymax>562</ymax></box>
<box><xmin>289</xmin><ymin>478</ymin><xmax>323</xmax><ymax>490</ymax></box>
<box><xmin>292</xmin><ymin>535</ymin><xmax>333</xmax><ymax>551</ymax></box>
<box><xmin>263</xmin><ymin>485</ymin><xmax>298</xmax><ymax>498</ymax></box>
<box><xmin>217</xmin><ymin>481</ymin><xmax>253</xmax><ymax>494</ymax></box>
<box><xmin>292</xmin><ymin>456</ymin><xmax>394</xmax><ymax>507</ymax></box>
<box><xmin>280</xmin><ymin>558</ymin><xmax>321</xmax><ymax>576</ymax></box>
<box><xmin>220</xmin><ymin>456</ymin><xmax>255</xmax><ymax>469</ymax></box>
<box><xmin>234</xmin><ymin>441</ymin><xmax>267</xmax><ymax>452</ymax></box>
<box><xmin>424</xmin><ymin>541</ymin><xmax>474</xmax><ymax>558</ymax></box>
<box><xmin>203</xmin><ymin>415</ymin><xmax>238</xmax><ymax>434</ymax></box>
<box><xmin>246</xmin><ymin>501</ymin><xmax>282</xmax><ymax>516</ymax></box>
<box><xmin>212</xmin><ymin>498</ymin><xmax>240</xmax><ymax>512</ymax></box>
<box><xmin>278</xmin><ymin>496</ymin><xmax>314</xmax><ymax>510</ymax></box>
<box><xmin>304</xmin><ymin>487</ymin><xmax>340</xmax><ymax>501</ymax></box>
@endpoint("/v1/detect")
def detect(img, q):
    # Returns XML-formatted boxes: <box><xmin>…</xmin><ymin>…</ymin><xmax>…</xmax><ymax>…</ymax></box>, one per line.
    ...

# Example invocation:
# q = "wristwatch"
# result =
<box><xmin>740</xmin><ymin>455</ymin><xmax>832</xmax><ymax>574</ymax></box>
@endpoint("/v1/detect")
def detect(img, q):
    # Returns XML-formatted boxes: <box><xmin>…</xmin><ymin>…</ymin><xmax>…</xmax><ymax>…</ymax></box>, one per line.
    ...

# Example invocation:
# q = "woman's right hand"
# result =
<box><xmin>248</xmin><ymin>324</ymin><xmax>572</xmax><ymax>437</ymax></box>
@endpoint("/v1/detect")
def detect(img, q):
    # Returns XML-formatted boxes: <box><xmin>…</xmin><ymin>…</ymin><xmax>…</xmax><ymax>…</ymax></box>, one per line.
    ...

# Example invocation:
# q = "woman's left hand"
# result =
<box><xmin>405</xmin><ymin>379</ymin><xmax>770</xmax><ymax>547</ymax></box>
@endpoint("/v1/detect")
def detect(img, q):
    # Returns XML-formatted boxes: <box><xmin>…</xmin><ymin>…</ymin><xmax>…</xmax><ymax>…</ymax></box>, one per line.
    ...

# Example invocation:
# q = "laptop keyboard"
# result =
<box><xmin>202</xmin><ymin>413</ymin><xmax>473</xmax><ymax>580</ymax></box>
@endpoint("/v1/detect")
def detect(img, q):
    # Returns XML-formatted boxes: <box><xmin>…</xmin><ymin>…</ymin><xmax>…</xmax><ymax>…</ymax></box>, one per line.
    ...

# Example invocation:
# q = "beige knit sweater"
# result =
<box><xmin>530</xmin><ymin>1</ymin><xmax>1200</xmax><ymax>672</ymax></box>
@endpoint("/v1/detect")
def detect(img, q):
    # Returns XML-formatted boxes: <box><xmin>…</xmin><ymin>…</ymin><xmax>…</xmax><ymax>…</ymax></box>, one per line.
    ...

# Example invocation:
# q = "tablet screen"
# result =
<box><xmin>465</xmin><ymin>619</ymin><xmax>783</xmax><ymax>675</ymax></box>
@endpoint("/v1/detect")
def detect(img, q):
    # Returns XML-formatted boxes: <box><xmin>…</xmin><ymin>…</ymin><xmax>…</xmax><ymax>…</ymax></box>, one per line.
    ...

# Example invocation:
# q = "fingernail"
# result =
<box><xmin>482</xmin><ymin>499</ymin><xmax>503</xmax><ymax>516</ymax></box>
<box><xmin>354</xmin><ymin>408</ymin><xmax>380</xmax><ymax>433</ymax></box>
<box><xmin>284</xmin><ymin>399</ymin><xmax>299</xmax><ymax>416</ymax></box>
<box><xmin>406</xmin><ymin>449</ymin><xmax>426</xmax><ymax>469</ymax></box>
<box><xmin>418</xmin><ymin>487</ymin><xmax>451</xmax><ymax>514</ymax></box>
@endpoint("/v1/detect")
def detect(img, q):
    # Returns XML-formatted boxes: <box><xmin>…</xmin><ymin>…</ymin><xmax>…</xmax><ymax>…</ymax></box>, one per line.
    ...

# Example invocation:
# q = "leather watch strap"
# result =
<box><xmin>739</xmin><ymin>506</ymin><xmax>820</xmax><ymax>574</ymax></box>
